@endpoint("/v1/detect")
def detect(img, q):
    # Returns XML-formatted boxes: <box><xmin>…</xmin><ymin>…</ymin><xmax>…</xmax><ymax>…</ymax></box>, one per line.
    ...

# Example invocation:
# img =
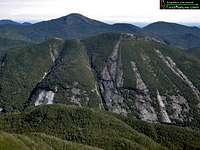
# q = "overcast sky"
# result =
<box><xmin>0</xmin><ymin>0</ymin><xmax>200</xmax><ymax>26</ymax></box>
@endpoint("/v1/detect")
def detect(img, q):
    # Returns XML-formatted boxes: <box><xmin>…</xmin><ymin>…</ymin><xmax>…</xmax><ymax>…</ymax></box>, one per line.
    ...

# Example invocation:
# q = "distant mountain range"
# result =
<box><xmin>0</xmin><ymin>19</ymin><xmax>32</xmax><ymax>26</ymax></box>
<box><xmin>143</xmin><ymin>21</ymin><xmax>200</xmax><ymax>49</ymax></box>
<box><xmin>0</xmin><ymin>14</ymin><xmax>142</xmax><ymax>43</ymax></box>
<box><xmin>0</xmin><ymin>14</ymin><xmax>200</xmax><ymax>49</ymax></box>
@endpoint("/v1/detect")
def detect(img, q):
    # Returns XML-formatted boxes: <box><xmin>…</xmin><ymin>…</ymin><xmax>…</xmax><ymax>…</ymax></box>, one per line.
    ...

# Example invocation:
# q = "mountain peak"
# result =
<box><xmin>61</xmin><ymin>13</ymin><xmax>92</xmax><ymax>20</ymax></box>
<box><xmin>67</xmin><ymin>13</ymin><xmax>86</xmax><ymax>18</ymax></box>
<box><xmin>57</xmin><ymin>13</ymin><xmax>109</xmax><ymax>27</ymax></box>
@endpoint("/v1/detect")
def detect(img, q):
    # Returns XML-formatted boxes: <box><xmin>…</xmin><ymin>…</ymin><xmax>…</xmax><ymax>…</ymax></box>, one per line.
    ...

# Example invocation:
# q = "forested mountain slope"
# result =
<box><xmin>0</xmin><ymin>33</ymin><xmax>199</xmax><ymax>128</ymax></box>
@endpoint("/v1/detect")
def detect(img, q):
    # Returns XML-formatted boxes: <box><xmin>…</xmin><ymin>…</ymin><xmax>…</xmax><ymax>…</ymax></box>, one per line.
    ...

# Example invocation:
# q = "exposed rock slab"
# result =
<box><xmin>155</xmin><ymin>49</ymin><xmax>200</xmax><ymax>101</ymax></box>
<box><xmin>49</xmin><ymin>44</ymin><xmax>59</xmax><ymax>62</ymax></box>
<box><xmin>99</xmin><ymin>38</ymin><xmax>127</xmax><ymax>115</ymax></box>
<box><xmin>131</xmin><ymin>61</ymin><xmax>158</xmax><ymax>122</ymax></box>
<box><xmin>156</xmin><ymin>90</ymin><xmax>171</xmax><ymax>123</ymax></box>
<box><xmin>35</xmin><ymin>90</ymin><xmax>55</xmax><ymax>106</ymax></box>
<box><xmin>169</xmin><ymin>95</ymin><xmax>190</xmax><ymax>122</ymax></box>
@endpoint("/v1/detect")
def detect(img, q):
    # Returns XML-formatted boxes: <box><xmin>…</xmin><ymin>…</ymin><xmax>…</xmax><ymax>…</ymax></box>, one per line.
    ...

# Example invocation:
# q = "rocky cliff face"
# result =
<box><xmin>98</xmin><ymin>37</ymin><xmax>127</xmax><ymax>115</ymax></box>
<box><xmin>130</xmin><ymin>61</ymin><xmax>158</xmax><ymax>122</ymax></box>
<box><xmin>29</xmin><ymin>39</ymin><xmax>102</xmax><ymax>109</ymax></box>
<box><xmin>0</xmin><ymin>33</ymin><xmax>200</xmax><ymax>128</ymax></box>
<box><xmin>84</xmin><ymin>33</ymin><xmax>200</xmax><ymax>127</ymax></box>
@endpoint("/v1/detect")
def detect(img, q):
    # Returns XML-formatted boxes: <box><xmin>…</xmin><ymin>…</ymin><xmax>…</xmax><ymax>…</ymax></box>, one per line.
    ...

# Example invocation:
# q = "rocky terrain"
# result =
<box><xmin>0</xmin><ymin>32</ymin><xmax>199</xmax><ymax>128</ymax></box>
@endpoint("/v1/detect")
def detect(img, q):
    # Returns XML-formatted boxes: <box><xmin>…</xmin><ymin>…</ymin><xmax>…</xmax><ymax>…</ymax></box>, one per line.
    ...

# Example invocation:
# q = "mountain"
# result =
<box><xmin>0</xmin><ymin>14</ymin><xmax>200</xmax><ymax>149</ymax></box>
<box><xmin>0</xmin><ymin>20</ymin><xmax>21</xmax><ymax>26</ymax></box>
<box><xmin>0</xmin><ymin>13</ymin><xmax>142</xmax><ymax>43</ymax></box>
<box><xmin>0</xmin><ymin>20</ymin><xmax>32</xmax><ymax>26</ymax></box>
<box><xmin>0</xmin><ymin>38</ymin><xmax>64</xmax><ymax>111</ymax></box>
<box><xmin>27</xmin><ymin>13</ymin><xmax>114</xmax><ymax>42</ymax></box>
<box><xmin>0</xmin><ymin>104</ymin><xmax>200</xmax><ymax>150</ymax></box>
<box><xmin>0</xmin><ymin>33</ymin><xmax>200</xmax><ymax>128</ymax></box>
<box><xmin>143</xmin><ymin>21</ymin><xmax>200</xmax><ymax>49</ymax></box>
<box><xmin>1</xmin><ymin>15</ymin><xmax>200</xmax><ymax>50</ymax></box>
<box><xmin>83</xmin><ymin>33</ymin><xmax>200</xmax><ymax>127</ymax></box>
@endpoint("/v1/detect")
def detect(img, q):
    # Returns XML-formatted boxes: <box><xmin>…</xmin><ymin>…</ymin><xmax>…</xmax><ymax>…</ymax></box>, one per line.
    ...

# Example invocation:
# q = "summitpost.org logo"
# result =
<box><xmin>160</xmin><ymin>0</ymin><xmax>200</xmax><ymax>9</ymax></box>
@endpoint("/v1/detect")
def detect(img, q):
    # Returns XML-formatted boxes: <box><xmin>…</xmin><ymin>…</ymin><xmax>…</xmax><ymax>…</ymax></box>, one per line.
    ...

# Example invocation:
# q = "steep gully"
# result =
<box><xmin>130</xmin><ymin>61</ymin><xmax>158</xmax><ymax>122</ymax></box>
<box><xmin>155</xmin><ymin>49</ymin><xmax>200</xmax><ymax>102</ymax></box>
<box><xmin>97</xmin><ymin>37</ymin><xmax>127</xmax><ymax>115</ymax></box>
<box><xmin>95</xmin><ymin>36</ymin><xmax>195</xmax><ymax>123</ymax></box>
<box><xmin>91</xmin><ymin>35</ymin><xmax>159</xmax><ymax>121</ymax></box>
<box><xmin>29</xmin><ymin>43</ymin><xmax>60</xmax><ymax>106</ymax></box>
<box><xmin>154</xmin><ymin>49</ymin><xmax>196</xmax><ymax>122</ymax></box>
<box><xmin>29</xmin><ymin>41</ymin><xmax>101</xmax><ymax>107</ymax></box>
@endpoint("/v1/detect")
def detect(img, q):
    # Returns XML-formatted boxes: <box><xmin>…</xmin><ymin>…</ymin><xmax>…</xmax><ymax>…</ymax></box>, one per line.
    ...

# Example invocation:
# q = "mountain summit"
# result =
<box><xmin>0</xmin><ymin>13</ymin><xmax>141</xmax><ymax>42</ymax></box>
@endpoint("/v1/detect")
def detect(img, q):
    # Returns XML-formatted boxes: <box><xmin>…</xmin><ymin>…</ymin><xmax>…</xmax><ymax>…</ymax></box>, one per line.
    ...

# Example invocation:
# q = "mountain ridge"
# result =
<box><xmin>143</xmin><ymin>21</ymin><xmax>200</xmax><ymax>49</ymax></box>
<box><xmin>0</xmin><ymin>13</ymin><xmax>143</xmax><ymax>43</ymax></box>
<box><xmin>1</xmin><ymin>32</ymin><xmax>199</xmax><ymax>128</ymax></box>
<box><xmin>1</xmin><ymin>13</ymin><xmax>200</xmax><ymax>49</ymax></box>
<box><xmin>0</xmin><ymin>19</ymin><xmax>32</xmax><ymax>26</ymax></box>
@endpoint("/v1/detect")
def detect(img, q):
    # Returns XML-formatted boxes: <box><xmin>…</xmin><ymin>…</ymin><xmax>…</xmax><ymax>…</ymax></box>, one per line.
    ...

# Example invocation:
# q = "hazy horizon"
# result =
<box><xmin>0</xmin><ymin>0</ymin><xmax>200</xmax><ymax>27</ymax></box>
<box><xmin>0</xmin><ymin>14</ymin><xmax>200</xmax><ymax>28</ymax></box>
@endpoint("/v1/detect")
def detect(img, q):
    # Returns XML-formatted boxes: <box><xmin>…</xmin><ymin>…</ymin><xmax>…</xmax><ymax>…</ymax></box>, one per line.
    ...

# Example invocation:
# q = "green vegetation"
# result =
<box><xmin>0</xmin><ymin>104</ymin><xmax>200</xmax><ymax>150</ymax></box>
<box><xmin>33</xmin><ymin>39</ymin><xmax>101</xmax><ymax>108</ymax></box>
<box><xmin>115</xmin><ymin>114</ymin><xmax>200</xmax><ymax>150</ymax></box>
<box><xmin>0</xmin><ymin>131</ymin><xmax>99</xmax><ymax>150</ymax></box>
<box><xmin>0</xmin><ymin>37</ymin><xmax>30</xmax><ymax>54</ymax></box>
<box><xmin>0</xmin><ymin>33</ymin><xmax>199</xmax><ymax>150</ymax></box>
<box><xmin>0</xmin><ymin>104</ymin><xmax>166</xmax><ymax>150</ymax></box>
<box><xmin>0</xmin><ymin>38</ymin><xmax>64</xmax><ymax>111</ymax></box>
